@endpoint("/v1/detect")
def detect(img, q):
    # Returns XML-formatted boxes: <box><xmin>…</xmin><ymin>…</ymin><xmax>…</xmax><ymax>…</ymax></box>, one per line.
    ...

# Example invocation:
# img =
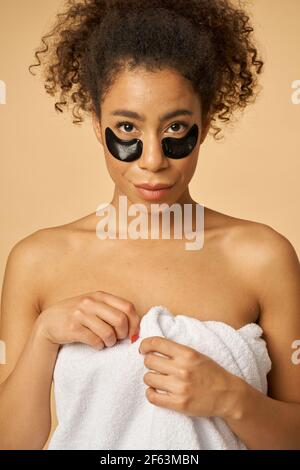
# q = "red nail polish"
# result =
<box><xmin>131</xmin><ymin>334</ymin><xmax>139</xmax><ymax>343</ymax></box>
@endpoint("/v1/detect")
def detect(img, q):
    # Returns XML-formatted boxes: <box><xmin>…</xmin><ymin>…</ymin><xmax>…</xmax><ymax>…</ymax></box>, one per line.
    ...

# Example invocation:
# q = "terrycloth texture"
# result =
<box><xmin>47</xmin><ymin>305</ymin><xmax>272</xmax><ymax>450</ymax></box>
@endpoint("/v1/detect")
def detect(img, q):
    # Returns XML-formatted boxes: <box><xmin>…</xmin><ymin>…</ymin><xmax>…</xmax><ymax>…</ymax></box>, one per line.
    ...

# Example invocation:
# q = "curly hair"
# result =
<box><xmin>29</xmin><ymin>0</ymin><xmax>264</xmax><ymax>140</ymax></box>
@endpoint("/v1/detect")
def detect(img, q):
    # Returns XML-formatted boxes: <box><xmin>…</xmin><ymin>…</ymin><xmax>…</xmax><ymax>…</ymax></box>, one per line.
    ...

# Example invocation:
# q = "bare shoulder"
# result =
<box><xmin>2</xmin><ymin>214</ymin><xmax>96</xmax><ymax>309</ymax></box>
<box><xmin>1</xmin><ymin>228</ymin><xmax>65</xmax><ymax>316</ymax></box>
<box><xmin>3</xmin><ymin>228</ymin><xmax>61</xmax><ymax>285</ymax></box>
<box><xmin>205</xmin><ymin>206</ymin><xmax>299</xmax><ymax>303</ymax></box>
<box><xmin>205</xmin><ymin>206</ymin><xmax>298</xmax><ymax>266</ymax></box>
<box><xmin>212</xmin><ymin>215</ymin><xmax>300</xmax><ymax>404</ymax></box>
<box><xmin>10</xmin><ymin>212</ymin><xmax>96</xmax><ymax>261</ymax></box>
<box><xmin>5</xmin><ymin>227</ymin><xmax>70</xmax><ymax>274</ymax></box>
<box><xmin>229</xmin><ymin>218</ymin><xmax>297</xmax><ymax>263</ymax></box>
<box><xmin>0</xmin><ymin>216</ymin><xmax>96</xmax><ymax>382</ymax></box>
<box><xmin>228</xmin><ymin>218</ymin><xmax>299</xmax><ymax>275</ymax></box>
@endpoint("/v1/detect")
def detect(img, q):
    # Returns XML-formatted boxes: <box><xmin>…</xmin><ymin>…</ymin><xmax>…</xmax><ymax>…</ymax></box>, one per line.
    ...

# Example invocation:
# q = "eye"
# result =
<box><xmin>167</xmin><ymin>122</ymin><xmax>189</xmax><ymax>134</ymax></box>
<box><xmin>116</xmin><ymin>121</ymin><xmax>136</xmax><ymax>134</ymax></box>
<box><xmin>115</xmin><ymin>120</ymin><xmax>189</xmax><ymax>135</ymax></box>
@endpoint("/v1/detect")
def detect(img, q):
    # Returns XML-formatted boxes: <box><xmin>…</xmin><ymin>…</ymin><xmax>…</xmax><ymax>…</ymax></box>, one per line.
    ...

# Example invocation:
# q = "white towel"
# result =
<box><xmin>47</xmin><ymin>305</ymin><xmax>272</xmax><ymax>450</ymax></box>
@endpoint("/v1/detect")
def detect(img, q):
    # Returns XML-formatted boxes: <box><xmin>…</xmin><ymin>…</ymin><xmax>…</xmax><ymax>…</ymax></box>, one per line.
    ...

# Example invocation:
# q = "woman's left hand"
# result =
<box><xmin>139</xmin><ymin>336</ymin><xmax>242</xmax><ymax>419</ymax></box>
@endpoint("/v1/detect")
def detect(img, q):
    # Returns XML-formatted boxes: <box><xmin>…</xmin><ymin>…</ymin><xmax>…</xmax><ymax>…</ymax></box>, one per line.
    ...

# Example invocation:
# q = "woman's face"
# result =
<box><xmin>92</xmin><ymin>66</ymin><xmax>210</xmax><ymax>208</ymax></box>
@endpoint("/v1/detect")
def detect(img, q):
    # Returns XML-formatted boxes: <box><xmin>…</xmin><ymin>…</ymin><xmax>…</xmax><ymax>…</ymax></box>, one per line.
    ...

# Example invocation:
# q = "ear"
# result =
<box><xmin>92</xmin><ymin>110</ymin><xmax>103</xmax><ymax>145</ymax></box>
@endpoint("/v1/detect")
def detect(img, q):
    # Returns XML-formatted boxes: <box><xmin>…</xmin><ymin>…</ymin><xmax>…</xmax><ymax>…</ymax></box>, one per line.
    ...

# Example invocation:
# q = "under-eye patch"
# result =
<box><xmin>105</xmin><ymin>127</ymin><xmax>143</xmax><ymax>162</ymax></box>
<box><xmin>162</xmin><ymin>124</ymin><xmax>199</xmax><ymax>159</ymax></box>
<box><xmin>105</xmin><ymin>124</ymin><xmax>199</xmax><ymax>162</ymax></box>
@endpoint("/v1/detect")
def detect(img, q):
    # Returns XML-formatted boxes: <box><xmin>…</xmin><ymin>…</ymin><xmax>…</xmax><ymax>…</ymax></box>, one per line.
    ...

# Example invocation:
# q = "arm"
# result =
<box><xmin>0</xmin><ymin>231</ymin><xmax>59</xmax><ymax>450</ymax></box>
<box><xmin>223</xmin><ymin>226</ymin><xmax>300</xmax><ymax>449</ymax></box>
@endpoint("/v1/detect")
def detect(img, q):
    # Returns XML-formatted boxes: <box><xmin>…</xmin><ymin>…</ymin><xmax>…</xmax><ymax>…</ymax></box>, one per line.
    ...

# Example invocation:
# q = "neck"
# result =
<box><xmin>101</xmin><ymin>185</ymin><xmax>200</xmax><ymax>240</ymax></box>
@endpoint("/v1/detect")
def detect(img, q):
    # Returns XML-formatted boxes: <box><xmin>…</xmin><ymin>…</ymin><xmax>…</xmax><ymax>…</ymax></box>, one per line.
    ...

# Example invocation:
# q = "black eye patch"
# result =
<box><xmin>105</xmin><ymin>124</ymin><xmax>199</xmax><ymax>162</ymax></box>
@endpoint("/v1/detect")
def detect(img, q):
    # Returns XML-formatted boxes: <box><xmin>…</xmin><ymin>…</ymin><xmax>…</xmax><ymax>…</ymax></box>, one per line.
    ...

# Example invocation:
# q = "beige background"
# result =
<box><xmin>0</xmin><ymin>0</ymin><xmax>299</xmax><ymax>448</ymax></box>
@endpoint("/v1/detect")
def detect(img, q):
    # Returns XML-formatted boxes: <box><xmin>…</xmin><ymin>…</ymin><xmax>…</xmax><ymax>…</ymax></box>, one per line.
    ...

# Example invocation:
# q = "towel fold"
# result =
<box><xmin>47</xmin><ymin>305</ymin><xmax>272</xmax><ymax>450</ymax></box>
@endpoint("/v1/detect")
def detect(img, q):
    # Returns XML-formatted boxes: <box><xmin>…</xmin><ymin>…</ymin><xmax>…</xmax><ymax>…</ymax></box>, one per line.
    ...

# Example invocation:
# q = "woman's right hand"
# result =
<box><xmin>35</xmin><ymin>291</ymin><xmax>141</xmax><ymax>351</ymax></box>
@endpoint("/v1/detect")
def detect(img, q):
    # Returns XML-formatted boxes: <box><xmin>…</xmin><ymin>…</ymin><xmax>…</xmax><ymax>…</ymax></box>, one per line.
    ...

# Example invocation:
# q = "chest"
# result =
<box><xmin>40</xmin><ymin>238</ymin><xmax>259</xmax><ymax>329</ymax></box>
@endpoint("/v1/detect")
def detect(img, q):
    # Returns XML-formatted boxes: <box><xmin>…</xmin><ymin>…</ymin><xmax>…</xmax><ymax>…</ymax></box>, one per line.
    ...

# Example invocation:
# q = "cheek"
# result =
<box><xmin>173</xmin><ymin>152</ymin><xmax>199</xmax><ymax>179</ymax></box>
<box><xmin>104</xmin><ymin>153</ymin><xmax>127</xmax><ymax>182</ymax></box>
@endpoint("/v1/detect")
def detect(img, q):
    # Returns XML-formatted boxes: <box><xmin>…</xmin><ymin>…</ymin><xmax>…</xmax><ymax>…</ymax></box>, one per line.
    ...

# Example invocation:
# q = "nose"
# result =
<box><xmin>137</xmin><ymin>133</ymin><xmax>169</xmax><ymax>172</ymax></box>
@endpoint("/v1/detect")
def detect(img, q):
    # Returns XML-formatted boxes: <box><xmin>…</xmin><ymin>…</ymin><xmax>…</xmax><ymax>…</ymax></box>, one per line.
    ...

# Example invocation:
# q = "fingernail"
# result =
<box><xmin>131</xmin><ymin>334</ymin><xmax>139</xmax><ymax>344</ymax></box>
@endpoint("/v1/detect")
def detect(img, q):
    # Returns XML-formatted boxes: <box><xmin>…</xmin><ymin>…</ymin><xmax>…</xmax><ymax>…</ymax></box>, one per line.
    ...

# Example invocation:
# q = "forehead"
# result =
<box><xmin>102</xmin><ymin>66</ymin><xmax>201</xmax><ymax>117</ymax></box>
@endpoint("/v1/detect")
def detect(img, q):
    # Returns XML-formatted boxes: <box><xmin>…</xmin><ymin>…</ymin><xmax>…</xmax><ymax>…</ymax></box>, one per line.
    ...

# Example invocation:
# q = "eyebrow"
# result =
<box><xmin>110</xmin><ymin>108</ymin><xmax>193</xmax><ymax>122</ymax></box>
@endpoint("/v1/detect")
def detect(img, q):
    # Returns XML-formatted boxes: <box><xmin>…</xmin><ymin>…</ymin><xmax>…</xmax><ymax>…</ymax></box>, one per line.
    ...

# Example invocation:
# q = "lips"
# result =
<box><xmin>133</xmin><ymin>182</ymin><xmax>175</xmax><ymax>201</ymax></box>
<box><xmin>134</xmin><ymin>183</ymin><xmax>174</xmax><ymax>190</ymax></box>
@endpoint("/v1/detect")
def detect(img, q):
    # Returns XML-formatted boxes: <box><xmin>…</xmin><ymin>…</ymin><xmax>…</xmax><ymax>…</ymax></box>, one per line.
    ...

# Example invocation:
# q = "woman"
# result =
<box><xmin>0</xmin><ymin>0</ymin><xmax>299</xmax><ymax>450</ymax></box>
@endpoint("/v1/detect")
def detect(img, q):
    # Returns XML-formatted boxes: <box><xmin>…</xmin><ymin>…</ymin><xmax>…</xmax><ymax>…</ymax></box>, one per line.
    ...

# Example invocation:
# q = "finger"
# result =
<box><xmin>144</xmin><ymin>352</ymin><xmax>176</xmax><ymax>376</ymax></box>
<box><xmin>74</xmin><ymin>324</ymin><xmax>105</xmax><ymax>350</ymax></box>
<box><xmin>139</xmin><ymin>336</ymin><xmax>188</xmax><ymax>359</ymax></box>
<box><xmin>143</xmin><ymin>370</ymin><xmax>174</xmax><ymax>393</ymax></box>
<box><xmin>145</xmin><ymin>387</ymin><xmax>182</xmax><ymax>412</ymax></box>
<box><xmin>77</xmin><ymin>296</ymin><xmax>133</xmax><ymax>340</ymax></box>
<box><xmin>93</xmin><ymin>292</ymin><xmax>140</xmax><ymax>339</ymax></box>
<box><xmin>78</xmin><ymin>310</ymin><xmax>118</xmax><ymax>347</ymax></box>
<box><xmin>79</xmin><ymin>299</ymin><xmax>129</xmax><ymax>340</ymax></box>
